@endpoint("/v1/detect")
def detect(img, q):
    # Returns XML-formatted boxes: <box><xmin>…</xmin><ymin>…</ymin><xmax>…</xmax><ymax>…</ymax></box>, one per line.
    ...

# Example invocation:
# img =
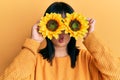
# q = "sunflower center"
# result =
<box><xmin>46</xmin><ymin>20</ymin><xmax>59</xmax><ymax>31</ymax></box>
<box><xmin>69</xmin><ymin>20</ymin><xmax>81</xmax><ymax>31</ymax></box>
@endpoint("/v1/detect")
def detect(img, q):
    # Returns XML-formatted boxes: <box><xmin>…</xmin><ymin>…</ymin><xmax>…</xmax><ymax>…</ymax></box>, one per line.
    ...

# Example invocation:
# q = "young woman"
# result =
<box><xmin>0</xmin><ymin>2</ymin><xmax>120</xmax><ymax>80</ymax></box>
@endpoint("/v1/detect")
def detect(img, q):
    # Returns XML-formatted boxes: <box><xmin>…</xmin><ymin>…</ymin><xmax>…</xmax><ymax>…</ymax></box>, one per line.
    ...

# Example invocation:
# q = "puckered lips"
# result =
<box><xmin>58</xmin><ymin>34</ymin><xmax>64</xmax><ymax>43</ymax></box>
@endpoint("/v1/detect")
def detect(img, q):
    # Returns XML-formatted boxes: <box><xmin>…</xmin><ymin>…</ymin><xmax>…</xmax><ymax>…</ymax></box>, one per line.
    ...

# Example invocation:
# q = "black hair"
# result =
<box><xmin>39</xmin><ymin>2</ymin><xmax>80</xmax><ymax>68</ymax></box>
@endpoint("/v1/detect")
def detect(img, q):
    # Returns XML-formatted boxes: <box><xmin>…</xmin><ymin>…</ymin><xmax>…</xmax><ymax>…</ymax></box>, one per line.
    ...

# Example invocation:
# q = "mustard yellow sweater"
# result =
<box><xmin>0</xmin><ymin>33</ymin><xmax>120</xmax><ymax>80</ymax></box>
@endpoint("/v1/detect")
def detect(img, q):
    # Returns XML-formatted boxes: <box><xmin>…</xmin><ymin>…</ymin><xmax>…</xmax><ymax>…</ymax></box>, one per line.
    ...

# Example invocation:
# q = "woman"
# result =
<box><xmin>0</xmin><ymin>2</ymin><xmax>120</xmax><ymax>80</ymax></box>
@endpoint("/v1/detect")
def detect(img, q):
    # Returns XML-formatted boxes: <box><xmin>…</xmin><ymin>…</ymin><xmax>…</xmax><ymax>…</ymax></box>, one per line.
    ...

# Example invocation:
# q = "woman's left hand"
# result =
<box><xmin>84</xmin><ymin>18</ymin><xmax>96</xmax><ymax>39</ymax></box>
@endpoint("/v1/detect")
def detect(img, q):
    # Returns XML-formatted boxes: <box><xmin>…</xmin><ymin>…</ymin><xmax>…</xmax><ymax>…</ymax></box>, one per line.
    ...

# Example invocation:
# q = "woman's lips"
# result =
<box><xmin>58</xmin><ymin>34</ymin><xmax>64</xmax><ymax>43</ymax></box>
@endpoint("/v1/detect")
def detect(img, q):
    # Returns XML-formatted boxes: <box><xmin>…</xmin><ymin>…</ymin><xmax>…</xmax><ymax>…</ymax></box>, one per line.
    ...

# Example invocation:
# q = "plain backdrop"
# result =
<box><xmin>0</xmin><ymin>0</ymin><xmax>120</xmax><ymax>73</ymax></box>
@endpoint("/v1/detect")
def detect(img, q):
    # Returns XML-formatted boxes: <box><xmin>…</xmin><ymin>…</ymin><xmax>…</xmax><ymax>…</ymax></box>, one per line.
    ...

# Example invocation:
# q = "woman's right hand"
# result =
<box><xmin>31</xmin><ymin>24</ymin><xmax>44</xmax><ymax>43</ymax></box>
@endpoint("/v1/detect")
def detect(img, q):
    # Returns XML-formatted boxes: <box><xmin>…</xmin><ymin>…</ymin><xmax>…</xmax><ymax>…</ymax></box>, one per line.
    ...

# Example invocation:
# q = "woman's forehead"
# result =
<box><xmin>61</xmin><ymin>12</ymin><xmax>66</xmax><ymax>18</ymax></box>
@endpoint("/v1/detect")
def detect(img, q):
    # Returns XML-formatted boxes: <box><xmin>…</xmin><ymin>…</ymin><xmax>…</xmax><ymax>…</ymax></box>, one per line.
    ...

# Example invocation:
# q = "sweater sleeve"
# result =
<box><xmin>83</xmin><ymin>32</ymin><xmax>120</xmax><ymax>80</ymax></box>
<box><xmin>0</xmin><ymin>38</ymin><xmax>40</xmax><ymax>80</ymax></box>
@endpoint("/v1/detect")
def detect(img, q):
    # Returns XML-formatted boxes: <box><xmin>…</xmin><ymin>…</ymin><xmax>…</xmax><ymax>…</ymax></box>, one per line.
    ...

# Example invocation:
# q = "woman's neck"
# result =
<box><xmin>54</xmin><ymin>46</ymin><xmax>68</xmax><ymax>57</ymax></box>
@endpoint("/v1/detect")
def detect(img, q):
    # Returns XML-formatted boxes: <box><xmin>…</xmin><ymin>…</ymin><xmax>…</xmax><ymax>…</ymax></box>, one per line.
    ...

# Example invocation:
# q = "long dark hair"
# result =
<box><xmin>39</xmin><ymin>2</ymin><xmax>80</xmax><ymax>68</ymax></box>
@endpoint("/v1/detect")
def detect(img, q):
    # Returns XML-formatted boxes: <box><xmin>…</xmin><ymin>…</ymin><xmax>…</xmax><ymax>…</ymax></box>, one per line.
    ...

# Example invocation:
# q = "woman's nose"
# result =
<box><xmin>61</xmin><ymin>30</ymin><xmax>65</xmax><ymax>34</ymax></box>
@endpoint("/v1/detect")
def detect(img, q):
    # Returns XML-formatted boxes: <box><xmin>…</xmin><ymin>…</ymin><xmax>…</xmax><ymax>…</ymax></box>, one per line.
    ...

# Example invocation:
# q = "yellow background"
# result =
<box><xmin>0</xmin><ymin>0</ymin><xmax>120</xmax><ymax>73</ymax></box>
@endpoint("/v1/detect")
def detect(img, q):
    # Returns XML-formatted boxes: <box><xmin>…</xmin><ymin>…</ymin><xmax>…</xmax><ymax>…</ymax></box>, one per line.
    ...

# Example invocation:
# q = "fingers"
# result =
<box><xmin>32</xmin><ymin>24</ymin><xmax>40</xmax><ymax>33</ymax></box>
<box><xmin>89</xmin><ymin>19</ymin><xmax>94</xmax><ymax>24</ymax></box>
<box><xmin>33</xmin><ymin>20</ymin><xmax>40</xmax><ymax>29</ymax></box>
<box><xmin>87</xmin><ymin>18</ymin><xmax>95</xmax><ymax>24</ymax></box>
<box><xmin>87</xmin><ymin>18</ymin><xmax>96</xmax><ymax>27</ymax></box>
<box><xmin>86</xmin><ymin>18</ymin><xmax>91</xmax><ymax>21</ymax></box>
<box><xmin>86</xmin><ymin>18</ymin><xmax>96</xmax><ymax>34</ymax></box>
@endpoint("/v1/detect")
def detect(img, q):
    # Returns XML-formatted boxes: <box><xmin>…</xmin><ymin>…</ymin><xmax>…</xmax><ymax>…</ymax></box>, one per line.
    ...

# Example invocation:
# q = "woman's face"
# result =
<box><xmin>51</xmin><ymin>13</ymin><xmax>71</xmax><ymax>47</ymax></box>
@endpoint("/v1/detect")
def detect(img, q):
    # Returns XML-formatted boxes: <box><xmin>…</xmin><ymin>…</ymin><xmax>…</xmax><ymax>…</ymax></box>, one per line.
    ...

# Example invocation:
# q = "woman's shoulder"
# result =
<box><xmin>78</xmin><ymin>49</ymin><xmax>89</xmax><ymax>55</ymax></box>
<box><xmin>78</xmin><ymin>49</ymin><xmax>92</xmax><ymax>60</ymax></box>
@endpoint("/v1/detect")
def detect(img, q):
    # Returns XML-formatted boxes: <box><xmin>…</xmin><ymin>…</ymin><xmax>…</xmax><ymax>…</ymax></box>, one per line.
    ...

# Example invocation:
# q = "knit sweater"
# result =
<box><xmin>0</xmin><ymin>32</ymin><xmax>120</xmax><ymax>80</ymax></box>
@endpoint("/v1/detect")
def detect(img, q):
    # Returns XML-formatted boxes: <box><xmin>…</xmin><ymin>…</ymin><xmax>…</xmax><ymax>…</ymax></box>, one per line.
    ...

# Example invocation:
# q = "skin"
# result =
<box><xmin>31</xmin><ymin>14</ymin><xmax>95</xmax><ymax>57</ymax></box>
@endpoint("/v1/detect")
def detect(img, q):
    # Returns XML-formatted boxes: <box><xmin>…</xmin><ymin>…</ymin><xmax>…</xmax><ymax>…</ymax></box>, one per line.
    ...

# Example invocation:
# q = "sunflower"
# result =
<box><xmin>38</xmin><ymin>13</ymin><xmax>64</xmax><ymax>40</ymax></box>
<box><xmin>64</xmin><ymin>12</ymin><xmax>89</xmax><ymax>40</ymax></box>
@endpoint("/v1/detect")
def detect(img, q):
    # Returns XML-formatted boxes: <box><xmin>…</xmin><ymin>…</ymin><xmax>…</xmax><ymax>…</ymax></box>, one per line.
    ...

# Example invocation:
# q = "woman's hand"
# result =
<box><xmin>31</xmin><ymin>24</ymin><xmax>44</xmax><ymax>43</ymax></box>
<box><xmin>87</xmin><ymin>18</ymin><xmax>96</xmax><ymax>33</ymax></box>
<box><xmin>84</xmin><ymin>18</ymin><xmax>96</xmax><ymax>39</ymax></box>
